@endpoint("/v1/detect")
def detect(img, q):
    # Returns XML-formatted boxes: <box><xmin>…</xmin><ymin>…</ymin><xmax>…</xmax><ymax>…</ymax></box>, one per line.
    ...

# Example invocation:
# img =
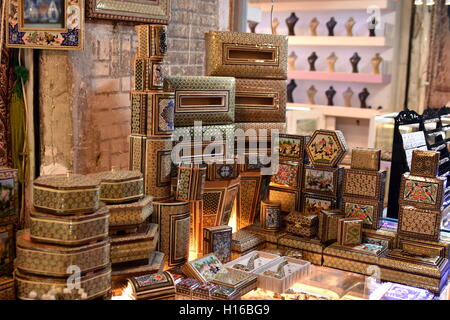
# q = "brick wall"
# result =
<box><xmin>39</xmin><ymin>0</ymin><xmax>230</xmax><ymax>175</ymax></box>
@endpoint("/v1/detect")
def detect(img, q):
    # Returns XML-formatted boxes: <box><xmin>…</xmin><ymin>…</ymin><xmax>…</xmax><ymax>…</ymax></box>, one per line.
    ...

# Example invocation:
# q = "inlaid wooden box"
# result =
<box><xmin>192</xmin><ymin>283</ymin><xmax>218</xmax><ymax>300</ymax></box>
<box><xmin>398</xmin><ymin>239</ymin><xmax>446</xmax><ymax>258</ymax></box>
<box><xmin>16</xmin><ymin>230</ymin><xmax>110</xmax><ymax>277</ymax></box>
<box><xmin>0</xmin><ymin>168</ymin><xmax>18</xmax><ymax>225</ymax></box>
<box><xmin>302</xmin><ymin>193</ymin><xmax>338</xmax><ymax>216</ymax></box>
<box><xmin>176</xmin><ymin>163</ymin><xmax>207</xmax><ymax>201</ymax></box>
<box><xmin>205</xmin><ymin>31</ymin><xmax>288</xmax><ymax>80</ymax></box>
<box><xmin>337</xmin><ymin>218</ymin><xmax>363</xmax><ymax>246</ymax></box>
<box><xmin>342</xmin><ymin>197</ymin><xmax>383</xmax><ymax>230</ymax></box>
<box><xmin>272</xmin><ymin>161</ymin><xmax>302</xmax><ymax>188</ymax></box>
<box><xmin>135</xmin><ymin>25</ymin><xmax>168</xmax><ymax>60</ymax></box>
<box><xmin>306</xmin><ymin>130</ymin><xmax>348</xmax><ymax>168</ymax></box>
<box><xmin>285</xmin><ymin>211</ymin><xmax>319</xmax><ymax>238</ymax></box>
<box><xmin>350</xmin><ymin>148</ymin><xmax>381</xmax><ymax>171</ymax></box>
<box><xmin>398</xmin><ymin>205</ymin><xmax>442</xmax><ymax>241</ymax></box>
<box><xmin>410</xmin><ymin>149</ymin><xmax>440</xmax><ymax>178</ymax></box>
<box><xmin>206</xmin><ymin>161</ymin><xmax>240</xmax><ymax>181</ymax></box>
<box><xmin>131</xmin><ymin>92</ymin><xmax>175</xmax><ymax>138</ymax></box>
<box><xmin>343</xmin><ymin>169</ymin><xmax>386</xmax><ymax>200</ymax></box>
<box><xmin>235</xmin><ymin>122</ymin><xmax>286</xmax><ymax>135</ymax></box>
<box><xmin>396</xmin><ymin>235</ymin><xmax>450</xmax><ymax>258</ymax></box>
<box><xmin>33</xmin><ymin>174</ymin><xmax>100</xmax><ymax>215</ymax></box>
<box><xmin>30</xmin><ymin>206</ymin><xmax>109</xmax><ymax>246</ymax></box>
<box><xmin>91</xmin><ymin>170</ymin><xmax>144</xmax><ymax>204</ymax></box>
<box><xmin>128</xmin><ymin>271</ymin><xmax>176</xmax><ymax>300</ymax></box>
<box><xmin>152</xmin><ymin>199</ymin><xmax>190</xmax><ymax>268</ymax></box>
<box><xmin>269</xmin><ymin>184</ymin><xmax>301</xmax><ymax>214</ymax></box>
<box><xmin>0</xmin><ymin>224</ymin><xmax>14</xmax><ymax>276</ymax></box>
<box><xmin>399</xmin><ymin>173</ymin><xmax>446</xmax><ymax>210</ymax></box>
<box><xmin>110</xmin><ymin>223</ymin><xmax>159</xmax><ymax>265</ymax></box>
<box><xmin>107</xmin><ymin>195</ymin><xmax>152</xmax><ymax>228</ymax></box>
<box><xmin>235</xmin><ymin>78</ymin><xmax>286</xmax><ymax>123</ymax></box>
<box><xmin>318</xmin><ymin>210</ymin><xmax>344</xmax><ymax>243</ymax></box>
<box><xmin>134</xmin><ymin>58</ymin><xmax>164</xmax><ymax>91</ymax></box>
<box><xmin>164</xmin><ymin>76</ymin><xmax>236</xmax><ymax>127</ymax></box>
<box><xmin>15</xmin><ymin>267</ymin><xmax>112</xmax><ymax>300</ymax></box>
<box><xmin>304</xmin><ymin>165</ymin><xmax>343</xmax><ymax>197</ymax></box>
<box><xmin>0</xmin><ymin>276</ymin><xmax>14</xmax><ymax>300</ymax></box>
<box><xmin>203</xmin><ymin>178</ymin><xmax>240</xmax><ymax>228</ymax></box>
<box><xmin>203</xmin><ymin>225</ymin><xmax>232</xmax><ymax>263</ymax></box>
<box><xmin>176</xmin><ymin>278</ymin><xmax>202</xmax><ymax>300</ymax></box>
<box><xmin>238</xmin><ymin>171</ymin><xmax>267</xmax><ymax>230</ymax></box>
<box><xmin>189</xmin><ymin>201</ymin><xmax>204</xmax><ymax>256</ymax></box>
<box><xmin>231</xmin><ymin>229</ymin><xmax>265</xmax><ymax>253</ymax></box>
<box><xmin>277</xmin><ymin>134</ymin><xmax>310</xmax><ymax>163</ymax></box>
<box><xmin>129</xmin><ymin>136</ymin><xmax>172</xmax><ymax>200</ymax></box>
<box><xmin>260</xmin><ymin>200</ymin><xmax>282</xmax><ymax>231</ymax></box>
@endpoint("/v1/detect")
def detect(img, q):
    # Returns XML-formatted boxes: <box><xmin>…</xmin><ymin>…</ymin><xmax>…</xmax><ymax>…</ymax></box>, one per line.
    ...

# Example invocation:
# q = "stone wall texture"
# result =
<box><xmin>40</xmin><ymin>0</ymin><xmax>230</xmax><ymax>175</ymax></box>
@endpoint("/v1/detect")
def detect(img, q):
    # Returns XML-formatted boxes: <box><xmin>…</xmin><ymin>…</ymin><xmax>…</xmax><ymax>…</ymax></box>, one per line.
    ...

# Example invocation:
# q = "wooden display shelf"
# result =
<box><xmin>287</xmin><ymin>103</ymin><xmax>383</xmax><ymax>120</ymax></box>
<box><xmin>250</xmin><ymin>0</ymin><xmax>390</xmax><ymax>12</ymax></box>
<box><xmin>288</xmin><ymin>71</ymin><xmax>391</xmax><ymax>84</ymax></box>
<box><xmin>288</xmin><ymin>36</ymin><xmax>390</xmax><ymax>47</ymax></box>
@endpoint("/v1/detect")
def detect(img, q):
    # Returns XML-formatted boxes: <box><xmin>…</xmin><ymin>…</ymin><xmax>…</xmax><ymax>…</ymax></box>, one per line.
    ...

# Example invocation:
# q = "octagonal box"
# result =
<box><xmin>33</xmin><ymin>174</ymin><xmax>100</xmax><ymax>215</ymax></box>
<box><xmin>306</xmin><ymin>130</ymin><xmax>348</xmax><ymax>168</ymax></box>
<box><xmin>107</xmin><ymin>195</ymin><xmax>153</xmax><ymax>229</ymax></box>
<box><xmin>90</xmin><ymin>170</ymin><xmax>144</xmax><ymax>204</ymax></box>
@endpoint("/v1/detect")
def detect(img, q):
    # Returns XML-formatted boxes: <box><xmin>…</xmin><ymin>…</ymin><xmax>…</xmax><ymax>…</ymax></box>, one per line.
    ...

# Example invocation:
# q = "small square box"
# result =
<box><xmin>303</xmin><ymin>165</ymin><xmax>343</xmax><ymax>197</ymax></box>
<box><xmin>343</xmin><ymin>197</ymin><xmax>383</xmax><ymax>230</ymax></box>
<box><xmin>272</xmin><ymin>161</ymin><xmax>302</xmax><ymax>188</ymax></box>
<box><xmin>351</xmin><ymin>148</ymin><xmax>381</xmax><ymax>171</ymax></box>
<box><xmin>285</xmin><ymin>211</ymin><xmax>319</xmax><ymax>238</ymax></box>
<box><xmin>399</xmin><ymin>173</ymin><xmax>446</xmax><ymax>210</ymax></box>
<box><xmin>302</xmin><ymin>193</ymin><xmax>338</xmax><ymax>216</ymax></box>
<box><xmin>343</xmin><ymin>169</ymin><xmax>386</xmax><ymax>200</ymax></box>
<box><xmin>277</xmin><ymin>134</ymin><xmax>310</xmax><ymax>163</ymax></box>
<box><xmin>398</xmin><ymin>205</ymin><xmax>442</xmax><ymax>241</ymax></box>
<box><xmin>337</xmin><ymin>218</ymin><xmax>363</xmax><ymax>246</ymax></box>
<box><xmin>318</xmin><ymin>210</ymin><xmax>344</xmax><ymax>243</ymax></box>
<box><xmin>410</xmin><ymin>150</ymin><xmax>440</xmax><ymax>178</ymax></box>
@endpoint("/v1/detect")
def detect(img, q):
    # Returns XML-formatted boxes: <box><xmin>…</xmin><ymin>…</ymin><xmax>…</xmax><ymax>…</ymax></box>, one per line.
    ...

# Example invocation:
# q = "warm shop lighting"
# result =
<box><xmin>426</xmin><ymin>0</ymin><xmax>435</xmax><ymax>5</ymax></box>
<box><xmin>111</xmin><ymin>283</ymin><xmax>134</xmax><ymax>300</ymax></box>
<box><xmin>414</xmin><ymin>0</ymin><xmax>423</xmax><ymax>4</ymax></box>
<box><xmin>229</xmin><ymin>200</ymin><xmax>238</xmax><ymax>233</ymax></box>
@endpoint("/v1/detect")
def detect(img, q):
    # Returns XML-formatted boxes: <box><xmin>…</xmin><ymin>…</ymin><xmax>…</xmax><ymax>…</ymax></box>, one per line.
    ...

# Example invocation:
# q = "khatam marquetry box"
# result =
<box><xmin>378</xmin><ymin>249</ymin><xmax>450</xmax><ymax>294</ymax></box>
<box><xmin>237</xmin><ymin>171</ymin><xmax>266</xmax><ymax>230</ymax></box>
<box><xmin>235</xmin><ymin>78</ymin><xmax>286</xmax><ymax>123</ymax></box>
<box><xmin>285</xmin><ymin>211</ymin><xmax>319</xmax><ymax>238</ymax></box>
<box><xmin>164</xmin><ymin>76</ymin><xmax>236</xmax><ymax>127</ymax></box>
<box><xmin>399</xmin><ymin>173</ymin><xmax>446</xmax><ymax>210</ymax></box>
<box><xmin>350</xmin><ymin>148</ymin><xmax>382</xmax><ymax>171</ymax></box>
<box><xmin>277</xmin><ymin>234</ymin><xmax>325</xmax><ymax>266</ymax></box>
<box><xmin>244</xmin><ymin>225</ymin><xmax>287</xmax><ymax>244</ymax></box>
<box><xmin>277</xmin><ymin>134</ymin><xmax>310</xmax><ymax>163</ymax></box>
<box><xmin>15</xmin><ymin>267</ymin><xmax>112</xmax><ymax>300</ymax></box>
<box><xmin>397</xmin><ymin>205</ymin><xmax>442</xmax><ymax>241</ymax></box>
<box><xmin>205</xmin><ymin>31</ymin><xmax>288</xmax><ymax>80</ymax></box>
<box><xmin>0</xmin><ymin>276</ymin><xmax>14</xmax><ymax>300</ymax></box>
<box><xmin>128</xmin><ymin>271</ymin><xmax>176</xmax><ymax>300</ymax></box>
<box><xmin>343</xmin><ymin>197</ymin><xmax>383</xmax><ymax>230</ymax></box>
<box><xmin>396</xmin><ymin>235</ymin><xmax>450</xmax><ymax>258</ymax></box>
<box><xmin>134</xmin><ymin>59</ymin><xmax>164</xmax><ymax>91</ymax></box>
<box><xmin>260</xmin><ymin>201</ymin><xmax>282</xmax><ymax>231</ymax></box>
<box><xmin>231</xmin><ymin>229</ymin><xmax>265</xmax><ymax>253</ymax></box>
<box><xmin>189</xmin><ymin>201</ymin><xmax>204</xmax><ymax>256</ymax></box>
<box><xmin>0</xmin><ymin>168</ymin><xmax>18</xmax><ymax>225</ymax></box>
<box><xmin>397</xmin><ymin>238</ymin><xmax>446</xmax><ymax>258</ymax></box>
<box><xmin>110</xmin><ymin>223</ymin><xmax>159</xmax><ymax>264</ymax></box>
<box><xmin>16</xmin><ymin>230</ymin><xmax>110</xmax><ymax>277</ymax></box>
<box><xmin>235</xmin><ymin>122</ymin><xmax>286</xmax><ymax>135</ymax></box>
<box><xmin>210</xmin><ymin>286</ymin><xmax>240</xmax><ymax>300</ymax></box>
<box><xmin>176</xmin><ymin>278</ymin><xmax>202</xmax><ymax>300</ymax></box>
<box><xmin>135</xmin><ymin>25</ymin><xmax>168</xmax><ymax>60</ymax></box>
<box><xmin>176</xmin><ymin>163</ymin><xmax>207</xmax><ymax>201</ymax></box>
<box><xmin>111</xmin><ymin>251</ymin><xmax>165</xmax><ymax>281</ymax></box>
<box><xmin>302</xmin><ymin>193</ymin><xmax>338</xmax><ymax>216</ymax></box>
<box><xmin>205</xmin><ymin>161</ymin><xmax>240</xmax><ymax>181</ymax></box>
<box><xmin>272</xmin><ymin>161</ymin><xmax>302</xmax><ymax>188</ymax></box>
<box><xmin>343</xmin><ymin>169</ymin><xmax>386</xmax><ymax>200</ymax></box>
<box><xmin>131</xmin><ymin>92</ymin><xmax>175</xmax><ymax>138</ymax></box>
<box><xmin>0</xmin><ymin>224</ymin><xmax>14</xmax><ymax>276</ymax></box>
<box><xmin>192</xmin><ymin>282</ymin><xmax>218</xmax><ymax>300</ymax></box>
<box><xmin>203</xmin><ymin>178</ymin><xmax>240</xmax><ymax>228</ymax></box>
<box><xmin>152</xmin><ymin>199</ymin><xmax>190</xmax><ymax>268</ymax></box>
<box><xmin>33</xmin><ymin>174</ymin><xmax>101</xmax><ymax>215</ymax></box>
<box><xmin>30</xmin><ymin>205</ymin><xmax>109</xmax><ymax>246</ymax></box>
<box><xmin>269</xmin><ymin>184</ymin><xmax>301</xmax><ymax>214</ymax></box>
<box><xmin>91</xmin><ymin>170</ymin><xmax>144</xmax><ymax>204</ymax></box>
<box><xmin>129</xmin><ymin>136</ymin><xmax>172</xmax><ymax>200</ymax></box>
<box><xmin>410</xmin><ymin>149</ymin><xmax>440</xmax><ymax>178</ymax></box>
<box><xmin>306</xmin><ymin>130</ymin><xmax>348</xmax><ymax>168</ymax></box>
<box><xmin>337</xmin><ymin>218</ymin><xmax>363</xmax><ymax>246</ymax></box>
<box><xmin>203</xmin><ymin>225</ymin><xmax>233</xmax><ymax>263</ymax></box>
<box><xmin>318</xmin><ymin>210</ymin><xmax>345</xmax><ymax>243</ymax></box>
<box><xmin>363</xmin><ymin>227</ymin><xmax>398</xmax><ymax>249</ymax></box>
<box><xmin>107</xmin><ymin>195</ymin><xmax>152</xmax><ymax>228</ymax></box>
<box><xmin>303</xmin><ymin>165</ymin><xmax>343</xmax><ymax>197</ymax></box>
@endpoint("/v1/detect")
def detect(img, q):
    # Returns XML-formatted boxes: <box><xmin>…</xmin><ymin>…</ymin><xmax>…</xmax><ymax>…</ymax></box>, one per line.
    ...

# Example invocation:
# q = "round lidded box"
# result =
<box><xmin>15</xmin><ymin>230</ymin><xmax>110</xmax><ymax>277</ymax></box>
<box><xmin>90</xmin><ymin>170</ymin><xmax>144</xmax><ymax>204</ymax></box>
<box><xmin>30</xmin><ymin>205</ymin><xmax>110</xmax><ymax>246</ymax></box>
<box><xmin>33</xmin><ymin>174</ymin><xmax>101</xmax><ymax>215</ymax></box>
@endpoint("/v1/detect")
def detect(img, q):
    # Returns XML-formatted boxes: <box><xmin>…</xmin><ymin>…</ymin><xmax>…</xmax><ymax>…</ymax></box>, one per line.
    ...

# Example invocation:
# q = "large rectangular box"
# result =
<box><xmin>164</xmin><ymin>76</ymin><xmax>235</xmax><ymax>127</ymax></box>
<box><xmin>205</xmin><ymin>31</ymin><xmax>288</xmax><ymax>80</ymax></box>
<box><xmin>343</xmin><ymin>169</ymin><xmax>386</xmax><ymax>200</ymax></box>
<box><xmin>235</xmin><ymin>78</ymin><xmax>286</xmax><ymax>123</ymax></box>
<box><xmin>304</xmin><ymin>165</ymin><xmax>343</xmax><ymax>197</ymax></box>
<box><xmin>318</xmin><ymin>210</ymin><xmax>345</xmax><ymax>243</ymax></box>
<box><xmin>131</xmin><ymin>92</ymin><xmax>174</xmax><ymax>138</ymax></box>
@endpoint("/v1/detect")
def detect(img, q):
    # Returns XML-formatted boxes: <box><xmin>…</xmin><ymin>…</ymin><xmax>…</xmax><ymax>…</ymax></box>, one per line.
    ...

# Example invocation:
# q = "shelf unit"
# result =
<box><xmin>287</xmin><ymin>103</ymin><xmax>383</xmax><ymax>119</ymax></box>
<box><xmin>288</xmin><ymin>36</ymin><xmax>390</xmax><ymax>47</ymax></box>
<box><xmin>251</xmin><ymin>0</ymin><xmax>390</xmax><ymax>12</ymax></box>
<box><xmin>288</xmin><ymin>71</ymin><xmax>391</xmax><ymax>84</ymax></box>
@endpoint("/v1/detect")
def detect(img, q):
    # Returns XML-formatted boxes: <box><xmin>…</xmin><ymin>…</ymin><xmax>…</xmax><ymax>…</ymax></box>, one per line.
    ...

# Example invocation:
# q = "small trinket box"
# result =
<box><xmin>318</xmin><ymin>210</ymin><xmax>344</xmax><ymax>243</ymax></box>
<box><xmin>285</xmin><ymin>211</ymin><xmax>319</xmax><ymax>238</ymax></box>
<box><xmin>277</xmin><ymin>134</ymin><xmax>310</xmax><ymax>163</ymax></box>
<box><xmin>272</xmin><ymin>161</ymin><xmax>302</xmax><ymax>188</ymax></box>
<box><xmin>343</xmin><ymin>169</ymin><xmax>386</xmax><ymax>200</ymax></box>
<box><xmin>399</xmin><ymin>173</ymin><xmax>446</xmax><ymax>210</ymax></box>
<box><xmin>342</xmin><ymin>197</ymin><xmax>383</xmax><ymax>230</ymax></box>
<box><xmin>397</xmin><ymin>205</ymin><xmax>442</xmax><ymax>241</ymax></box>
<box><xmin>303</xmin><ymin>193</ymin><xmax>338</xmax><ymax>216</ymax></box>
<box><xmin>176</xmin><ymin>278</ymin><xmax>202</xmax><ymax>300</ymax></box>
<box><xmin>0</xmin><ymin>168</ymin><xmax>18</xmax><ymax>224</ymax></box>
<box><xmin>304</xmin><ymin>165</ymin><xmax>343</xmax><ymax>196</ymax></box>
<box><xmin>91</xmin><ymin>170</ymin><xmax>144</xmax><ymax>204</ymax></box>
<box><xmin>203</xmin><ymin>225</ymin><xmax>233</xmax><ymax>263</ymax></box>
<box><xmin>260</xmin><ymin>200</ymin><xmax>282</xmax><ymax>231</ymax></box>
<box><xmin>337</xmin><ymin>218</ymin><xmax>363</xmax><ymax>246</ymax></box>
<box><xmin>231</xmin><ymin>229</ymin><xmax>265</xmax><ymax>253</ymax></box>
<box><xmin>127</xmin><ymin>271</ymin><xmax>176</xmax><ymax>300</ymax></box>
<box><xmin>107</xmin><ymin>195</ymin><xmax>152</xmax><ymax>228</ymax></box>
<box><xmin>306</xmin><ymin>130</ymin><xmax>348</xmax><ymax>168</ymax></box>
<box><xmin>410</xmin><ymin>149</ymin><xmax>440</xmax><ymax>178</ymax></box>
<box><xmin>350</xmin><ymin>148</ymin><xmax>381</xmax><ymax>171</ymax></box>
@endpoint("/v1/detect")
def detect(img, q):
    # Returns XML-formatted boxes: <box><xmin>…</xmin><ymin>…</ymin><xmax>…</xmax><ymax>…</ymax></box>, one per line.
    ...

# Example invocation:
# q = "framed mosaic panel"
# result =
<box><xmin>86</xmin><ymin>0</ymin><xmax>171</xmax><ymax>24</ymax></box>
<box><xmin>306</xmin><ymin>130</ymin><xmax>348</xmax><ymax>168</ymax></box>
<box><xmin>302</xmin><ymin>193</ymin><xmax>338</xmax><ymax>216</ymax></box>
<box><xmin>0</xmin><ymin>224</ymin><xmax>14</xmax><ymax>276</ymax></box>
<box><xmin>343</xmin><ymin>197</ymin><xmax>383</xmax><ymax>230</ymax></box>
<box><xmin>399</xmin><ymin>173</ymin><xmax>445</xmax><ymax>210</ymax></box>
<box><xmin>0</xmin><ymin>168</ymin><xmax>18</xmax><ymax>225</ymax></box>
<box><xmin>398</xmin><ymin>206</ymin><xmax>442</xmax><ymax>241</ymax></box>
<box><xmin>7</xmin><ymin>0</ymin><xmax>84</xmax><ymax>50</ymax></box>
<box><xmin>271</xmin><ymin>161</ymin><xmax>302</xmax><ymax>188</ymax></box>
<box><xmin>303</xmin><ymin>165</ymin><xmax>343</xmax><ymax>196</ymax></box>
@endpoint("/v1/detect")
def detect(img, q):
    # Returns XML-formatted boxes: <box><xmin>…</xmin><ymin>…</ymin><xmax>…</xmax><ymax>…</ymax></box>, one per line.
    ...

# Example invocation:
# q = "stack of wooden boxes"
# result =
<box><xmin>15</xmin><ymin>174</ymin><xmax>111</xmax><ymax>300</ymax></box>
<box><xmin>0</xmin><ymin>168</ymin><xmax>18</xmax><ymax>299</ymax></box>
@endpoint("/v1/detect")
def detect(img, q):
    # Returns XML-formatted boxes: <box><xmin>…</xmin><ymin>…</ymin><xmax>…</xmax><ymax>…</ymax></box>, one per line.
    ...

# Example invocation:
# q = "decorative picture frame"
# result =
<box><xmin>7</xmin><ymin>0</ymin><xmax>84</xmax><ymax>50</ymax></box>
<box><xmin>86</xmin><ymin>0</ymin><xmax>171</xmax><ymax>24</ymax></box>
